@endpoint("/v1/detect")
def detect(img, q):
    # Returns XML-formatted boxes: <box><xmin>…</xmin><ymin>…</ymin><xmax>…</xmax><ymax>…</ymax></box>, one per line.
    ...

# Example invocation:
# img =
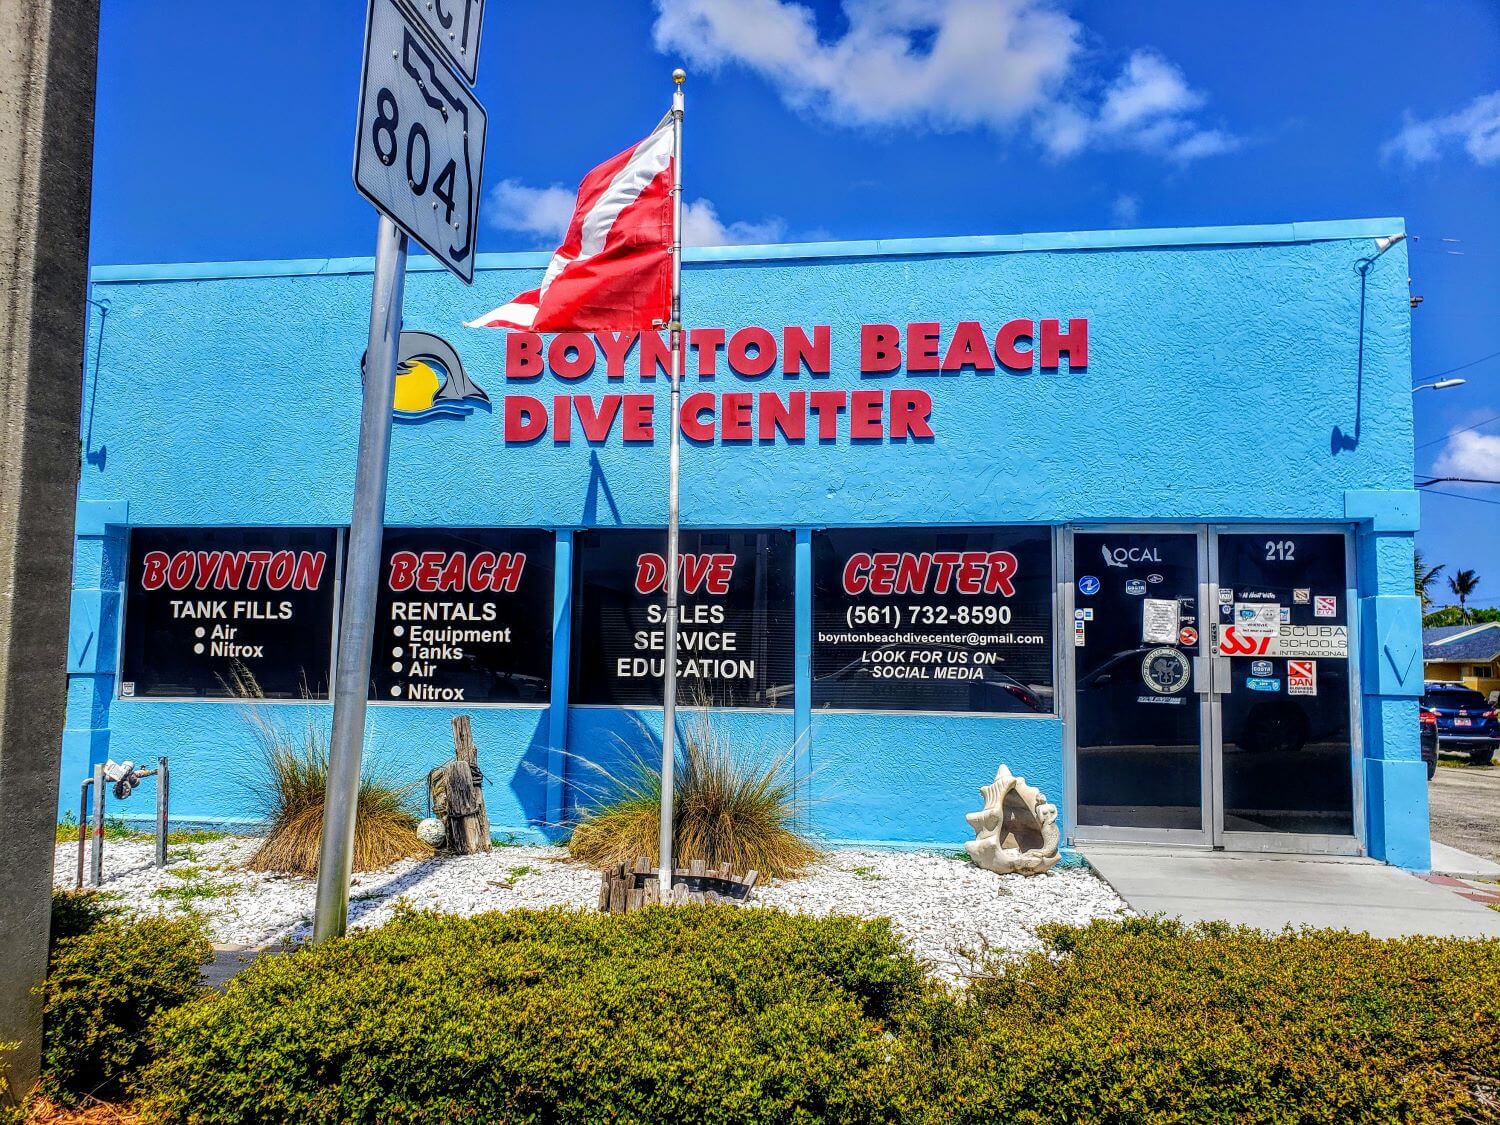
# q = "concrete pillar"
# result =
<box><xmin>0</xmin><ymin>0</ymin><xmax>99</xmax><ymax>1102</ymax></box>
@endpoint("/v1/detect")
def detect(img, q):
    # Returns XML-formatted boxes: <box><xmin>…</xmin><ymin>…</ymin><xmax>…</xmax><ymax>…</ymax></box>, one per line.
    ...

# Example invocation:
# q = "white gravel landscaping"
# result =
<box><xmin>54</xmin><ymin>836</ymin><xmax>1128</xmax><ymax>983</ymax></box>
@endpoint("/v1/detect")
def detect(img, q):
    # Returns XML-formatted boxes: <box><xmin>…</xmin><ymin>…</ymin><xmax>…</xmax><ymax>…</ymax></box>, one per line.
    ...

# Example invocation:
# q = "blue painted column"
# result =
<box><xmin>794</xmin><ymin>528</ymin><xmax>812</xmax><ymax>804</ymax></box>
<box><xmin>545</xmin><ymin>530</ymin><xmax>573</xmax><ymax>834</ymax></box>
<box><xmin>1346</xmin><ymin>490</ymin><xmax>1427</xmax><ymax>870</ymax></box>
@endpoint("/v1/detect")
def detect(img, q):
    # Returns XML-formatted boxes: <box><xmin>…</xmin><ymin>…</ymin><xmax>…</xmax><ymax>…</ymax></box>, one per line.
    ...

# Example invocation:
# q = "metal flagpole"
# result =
<box><xmin>658</xmin><ymin>68</ymin><xmax>685</xmax><ymax>898</ymax></box>
<box><xmin>313</xmin><ymin>214</ymin><xmax>407</xmax><ymax>940</ymax></box>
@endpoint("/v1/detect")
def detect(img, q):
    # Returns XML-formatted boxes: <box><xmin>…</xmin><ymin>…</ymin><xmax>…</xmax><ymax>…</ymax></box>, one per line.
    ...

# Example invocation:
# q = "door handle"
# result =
<box><xmin>1192</xmin><ymin>656</ymin><xmax>1210</xmax><ymax>694</ymax></box>
<box><xmin>1213</xmin><ymin>656</ymin><xmax>1233</xmax><ymax>694</ymax></box>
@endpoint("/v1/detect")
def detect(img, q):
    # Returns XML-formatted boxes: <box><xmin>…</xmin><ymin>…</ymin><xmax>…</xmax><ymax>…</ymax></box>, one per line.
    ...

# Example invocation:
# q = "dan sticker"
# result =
<box><xmin>1141</xmin><ymin>646</ymin><xmax>1191</xmax><ymax>695</ymax></box>
<box><xmin>1288</xmin><ymin>659</ymin><xmax>1317</xmax><ymax>696</ymax></box>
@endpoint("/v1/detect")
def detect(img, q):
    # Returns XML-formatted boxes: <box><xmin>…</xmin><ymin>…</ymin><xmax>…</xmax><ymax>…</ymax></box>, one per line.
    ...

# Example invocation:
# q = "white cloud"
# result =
<box><xmin>682</xmin><ymin>199</ymin><xmax>787</xmax><ymax>245</ymax></box>
<box><xmin>1432</xmin><ymin>427</ymin><xmax>1500</xmax><ymax>481</ymax></box>
<box><xmin>1098</xmin><ymin>50</ymin><xmax>1200</xmax><ymax>133</ymax></box>
<box><xmin>1110</xmin><ymin>193</ymin><xmax>1139</xmax><ymax>227</ymax></box>
<box><xmin>655</xmin><ymin>0</ymin><xmax>1080</xmax><ymax>130</ymax></box>
<box><xmin>1382</xmin><ymin>91</ymin><xmax>1500</xmax><ymax>167</ymax></box>
<box><xmin>488</xmin><ymin>179</ymin><xmax>784</xmax><ymax>247</ymax></box>
<box><xmin>487</xmin><ymin>179</ymin><xmax>578</xmax><ymax>245</ymax></box>
<box><xmin>1036</xmin><ymin>51</ymin><xmax>1240</xmax><ymax>162</ymax></box>
<box><xmin>652</xmin><ymin>0</ymin><xmax>1237</xmax><ymax>162</ymax></box>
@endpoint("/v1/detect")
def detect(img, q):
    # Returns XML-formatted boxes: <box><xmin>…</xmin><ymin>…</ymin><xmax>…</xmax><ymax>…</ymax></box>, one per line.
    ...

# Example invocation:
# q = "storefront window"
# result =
<box><xmin>120</xmin><ymin>527</ymin><xmax>338</xmax><ymax>699</ymax></box>
<box><xmin>812</xmin><ymin>527</ymin><xmax>1054</xmax><ymax>713</ymax></box>
<box><xmin>369</xmin><ymin>528</ymin><xmax>555</xmax><ymax>705</ymax></box>
<box><xmin>570</xmin><ymin>528</ymin><xmax>795</xmax><ymax>708</ymax></box>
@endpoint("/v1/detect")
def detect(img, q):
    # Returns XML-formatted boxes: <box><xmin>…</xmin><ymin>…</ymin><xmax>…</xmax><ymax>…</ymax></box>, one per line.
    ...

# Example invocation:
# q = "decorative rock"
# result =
<box><xmin>416</xmin><ymin>818</ymin><xmax>446</xmax><ymax>847</ymax></box>
<box><xmin>964</xmin><ymin>764</ymin><xmax>1060</xmax><ymax>875</ymax></box>
<box><xmin>52</xmin><ymin>838</ymin><xmax>1126</xmax><ymax>985</ymax></box>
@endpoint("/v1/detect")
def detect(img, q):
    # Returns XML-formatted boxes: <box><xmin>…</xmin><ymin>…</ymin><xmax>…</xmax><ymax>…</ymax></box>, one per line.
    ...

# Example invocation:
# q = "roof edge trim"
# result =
<box><xmin>90</xmin><ymin>217</ymin><xmax>1406</xmax><ymax>284</ymax></box>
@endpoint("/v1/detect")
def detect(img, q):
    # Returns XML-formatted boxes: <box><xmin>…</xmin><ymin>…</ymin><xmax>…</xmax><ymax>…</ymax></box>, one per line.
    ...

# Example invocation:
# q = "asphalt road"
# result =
<box><xmin>1429</xmin><ymin>763</ymin><xmax>1500</xmax><ymax>862</ymax></box>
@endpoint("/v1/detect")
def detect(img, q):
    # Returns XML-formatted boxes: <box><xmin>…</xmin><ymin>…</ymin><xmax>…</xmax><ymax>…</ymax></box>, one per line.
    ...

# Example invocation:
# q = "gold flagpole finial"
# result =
<box><xmin>673</xmin><ymin>68</ymin><xmax>686</xmax><ymax>84</ymax></box>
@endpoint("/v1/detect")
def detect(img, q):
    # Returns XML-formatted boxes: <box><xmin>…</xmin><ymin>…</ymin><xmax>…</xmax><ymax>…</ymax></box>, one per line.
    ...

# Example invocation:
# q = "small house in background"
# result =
<box><xmin>1423</xmin><ymin>622</ymin><xmax>1500</xmax><ymax>699</ymax></box>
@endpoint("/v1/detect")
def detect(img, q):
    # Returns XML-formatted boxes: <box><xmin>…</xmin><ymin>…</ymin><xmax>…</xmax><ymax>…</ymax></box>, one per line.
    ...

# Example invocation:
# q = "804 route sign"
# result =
<box><xmin>354</xmin><ymin>0</ymin><xmax>487</xmax><ymax>283</ymax></box>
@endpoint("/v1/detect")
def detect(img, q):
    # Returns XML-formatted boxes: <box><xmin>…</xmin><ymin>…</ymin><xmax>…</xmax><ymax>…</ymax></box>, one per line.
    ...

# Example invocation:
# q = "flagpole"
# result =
<box><xmin>659</xmin><ymin>68</ymin><xmax>685</xmax><ymax>899</ymax></box>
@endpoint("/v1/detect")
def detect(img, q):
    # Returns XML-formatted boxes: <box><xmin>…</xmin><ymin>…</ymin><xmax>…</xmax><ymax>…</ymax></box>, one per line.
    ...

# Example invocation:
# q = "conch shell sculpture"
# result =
<box><xmin>964</xmin><ymin>764</ymin><xmax>1060</xmax><ymax>875</ymax></box>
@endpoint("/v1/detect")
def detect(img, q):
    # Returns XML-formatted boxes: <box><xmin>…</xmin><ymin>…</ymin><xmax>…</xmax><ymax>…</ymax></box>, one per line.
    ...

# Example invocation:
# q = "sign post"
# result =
<box><xmin>315</xmin><ymin>0</ymin><xmax>486</xmax><ymax>941</ymax></box>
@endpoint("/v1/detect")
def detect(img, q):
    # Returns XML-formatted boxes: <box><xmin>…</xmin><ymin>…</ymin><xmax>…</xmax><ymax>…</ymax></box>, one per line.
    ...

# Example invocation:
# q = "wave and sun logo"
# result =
<box><xmin>363</xmin><ymin>331</ymin><xmax>490</xmax><ymax>423</ymax></box>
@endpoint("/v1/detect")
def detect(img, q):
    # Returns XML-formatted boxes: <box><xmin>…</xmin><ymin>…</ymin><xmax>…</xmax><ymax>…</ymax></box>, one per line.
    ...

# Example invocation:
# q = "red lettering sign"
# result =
<box><xmin>841</xmin><ymin>551</ymin><xmax>1019</xmax><ymax>596</ymax></box>
<box><xmin>633</xmin><ymin>553</ymin><xmax>736</xmax><ymax>595</ymax></box>
<box><xmin>140</xmin><ymin>549</ymin><xmax>328</xmax><ymax>591</ymax></box>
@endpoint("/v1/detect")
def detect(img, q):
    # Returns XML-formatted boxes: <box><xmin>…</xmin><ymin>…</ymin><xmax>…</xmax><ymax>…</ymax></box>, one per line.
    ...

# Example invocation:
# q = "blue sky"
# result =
<box><xmin>90</xmin><ymin>0</ymin><xmax>1500</xmax><ymax>603</ymax></box>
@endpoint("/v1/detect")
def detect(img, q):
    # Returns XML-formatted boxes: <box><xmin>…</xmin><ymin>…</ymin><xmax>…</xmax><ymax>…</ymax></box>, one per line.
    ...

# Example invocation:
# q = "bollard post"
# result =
<box><xmin>89</xmin><ymin>762</ymin><xmax>105</xmax><ymax>887</ymax></box>
<box><xmin>155</xmin><ymin>756</ymin><xmax>169</xmax><ymax>867</ymax></box>
<box><xmin>75</xmin><ymin>777</ymin><xmax>92</xmax><ymax>889</ymax></box>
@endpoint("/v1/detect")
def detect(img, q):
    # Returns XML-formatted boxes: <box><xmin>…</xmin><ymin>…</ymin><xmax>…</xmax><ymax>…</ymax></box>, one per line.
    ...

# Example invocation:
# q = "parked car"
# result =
<box><xmin>1420</xmin><ymin>683</ymin><xmax>1500</xmax><ymax>766</ymax></box>
<box><xmin>1420</xmin><ymin>707</ymin><xmax>1438</xmax><ymax>780</ymax></box>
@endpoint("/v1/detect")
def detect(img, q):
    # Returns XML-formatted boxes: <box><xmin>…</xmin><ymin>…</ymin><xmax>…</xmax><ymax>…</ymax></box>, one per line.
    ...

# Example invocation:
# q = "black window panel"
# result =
<box><xmin>369</xmin><ymin>528</ymin><xmax>555</xmax><ymax>704</ymax></box>
<box><xmin>812</xmin><ymin>527</ymin><xmax>1054</xmax><ymax>714</ymax></box>
<box><xmin>1216</xmin><ymin>532</ymin><xmax>1353</xmax><ymax>837</ymax></box>
<box><xmin>570</xmin><ymin>529</ymin><xmax>795</xmax><ymax>708</ymax></box>
<box><xmin>1072</xmin><ymin>531</ymin><xmax>1203</xmax><ymax>830</ymax></box>
<box><xmin>121</xmin><ymin>527</ymin><xmax>338</xmax><ymax>699</ymax></box>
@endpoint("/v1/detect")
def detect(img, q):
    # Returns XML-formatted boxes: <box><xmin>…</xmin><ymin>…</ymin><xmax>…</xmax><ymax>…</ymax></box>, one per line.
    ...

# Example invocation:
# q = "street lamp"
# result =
<box><xmin>1413</xmin><ymin>378</ymin><xmax>1466</xmax><ymax>393</ymax></box>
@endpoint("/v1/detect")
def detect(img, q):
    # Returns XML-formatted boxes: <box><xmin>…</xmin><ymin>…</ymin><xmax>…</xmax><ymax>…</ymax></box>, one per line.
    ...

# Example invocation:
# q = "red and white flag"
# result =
<box><xmin>466</xmin><ymin>116</ymin><xmax>674</xmax><ymax>332</ymax></box>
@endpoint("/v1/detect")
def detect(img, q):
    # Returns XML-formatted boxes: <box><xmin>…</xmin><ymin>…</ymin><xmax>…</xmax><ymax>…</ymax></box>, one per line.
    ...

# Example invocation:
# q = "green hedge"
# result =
<box><xmin>141</xmin><ymin>907</ymin><xmax>926</xmax><ymax>1124</ymax></box>
<box><xmin>134</xmin><ymin>910</ymin><xmax>1500</xmax><ymax>1124</ymax></box>
<box><xmin>41</xmin><ymin>912</ymin><xmax>210</xmax><ymax>1105</ymax></box>
<box><xmin>48</xmin><ymin>888</ymin><xmax>121</xmax><ymax>954</ymax></box>
<box><xmin>141</xmin><ymin>906</ymin><xmax>918</xmax><ymax>1125</ymax></box>
<box><xmin>919</xmin><ymin>916</ymin><xmax>1500</xmax><ymax>1124</ymax></box>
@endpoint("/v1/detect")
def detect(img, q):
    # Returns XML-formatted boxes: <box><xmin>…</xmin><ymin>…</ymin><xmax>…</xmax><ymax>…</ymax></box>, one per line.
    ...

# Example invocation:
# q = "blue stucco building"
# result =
<box><xmin>63</xmin><ymin>218</ymin><xmax>1430</xmax><ymax>869</ymax></box>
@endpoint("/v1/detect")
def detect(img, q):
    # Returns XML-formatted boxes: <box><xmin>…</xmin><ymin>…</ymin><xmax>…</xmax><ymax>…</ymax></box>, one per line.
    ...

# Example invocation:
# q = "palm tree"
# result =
<box><xmin>1414</xmin><ymin>550</ymin><xmax>1444</xmax><ymax>612</ymax></box>
<box><xmin>1448</xmin><ymin>569</ymin><xmax>1481</xmax><ymax>623</ymax></box>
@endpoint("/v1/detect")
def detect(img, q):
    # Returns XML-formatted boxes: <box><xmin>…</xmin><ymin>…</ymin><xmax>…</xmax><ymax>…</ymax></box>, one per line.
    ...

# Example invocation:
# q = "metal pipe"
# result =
<box><xmin>89</xmin><ymin>763</ymin><xmax>105</xmax><ymax>887</ymax></box>
<box><xmin>75</xmin><ymin>777</ymin><xmax>92</xmax><ymax>889</ymax></box>
<box><xmin>155</xmin><ymin>756</ymin><xmax>169</xmax><ymax>867</ymax></box>
<box><xmin>658</xmin><ymin>69</ymin><xmax>685</xmax><ymax>896</ymax></box>
<box><xmin>313</xmin><ymin>214</ymin><xmax>408</xmax><ymax>941</ymax></box>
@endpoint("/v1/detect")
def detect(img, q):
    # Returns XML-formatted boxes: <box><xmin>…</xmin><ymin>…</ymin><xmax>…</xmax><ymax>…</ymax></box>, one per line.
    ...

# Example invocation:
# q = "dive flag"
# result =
<box><xmin>466</xmin><ymin>116</ymin><xmax>673</xmax><ymax>332</ymax></box>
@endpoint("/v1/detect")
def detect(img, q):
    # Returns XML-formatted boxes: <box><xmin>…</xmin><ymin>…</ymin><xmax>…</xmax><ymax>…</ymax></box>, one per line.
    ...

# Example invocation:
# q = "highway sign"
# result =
<box><xmin>354</xmin><ymin>0</ymin><xmax>487</xmax><ymax>283</ymax></box>
<box><xmin>399</xmin><ymin>0</ymin><xmax>483</xmax><ymax>85</ymax></box>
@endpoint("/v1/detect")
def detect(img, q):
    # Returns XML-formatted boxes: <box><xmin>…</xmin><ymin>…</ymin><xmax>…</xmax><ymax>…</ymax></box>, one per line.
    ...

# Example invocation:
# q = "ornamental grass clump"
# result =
<box><xmin>567</xmin><ymin>711</ymin><xmax>818</xmax><ymax>879</ymax></box>
<box><xmin>240</xmin><ymin>706</ymin><xmax>429</xmax><ymax>877</ymax></box>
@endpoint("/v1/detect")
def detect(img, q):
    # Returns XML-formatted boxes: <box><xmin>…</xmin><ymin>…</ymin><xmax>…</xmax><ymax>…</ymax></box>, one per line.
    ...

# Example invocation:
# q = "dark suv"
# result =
<box><xmin>1420</xmin><ymin>684</ymin><xmax>1500</xmax><ymax>766</ymax></box>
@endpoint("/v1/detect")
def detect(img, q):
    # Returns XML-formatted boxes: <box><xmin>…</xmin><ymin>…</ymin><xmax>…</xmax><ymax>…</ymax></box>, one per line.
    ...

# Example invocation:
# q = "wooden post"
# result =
<box><xmin>442</xmin><ymin>715</ymin><xmax>491</xmax><ymax>854</ymax></box>
<box><xmin>597</xmin><ymin>855</ymin><xmax>759</xmax><ymax>913</ymax></box>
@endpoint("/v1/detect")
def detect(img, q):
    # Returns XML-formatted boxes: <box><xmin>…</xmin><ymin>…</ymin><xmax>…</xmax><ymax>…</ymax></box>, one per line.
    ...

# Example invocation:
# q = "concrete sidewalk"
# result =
<box><xmin>1082</xmin><ymin>845</ymin><xmax>1500</xmax><ymax>939</ymax></box>
<box><xmin>1430</xmin><ymin>840</ymin><xmax>1500</xmax><ymax>879</ymax></box>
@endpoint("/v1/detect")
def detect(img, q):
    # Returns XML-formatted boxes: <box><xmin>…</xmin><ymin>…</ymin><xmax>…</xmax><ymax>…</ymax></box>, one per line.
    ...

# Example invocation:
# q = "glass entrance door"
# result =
<box><xmin>1068</xmin><ymin>526</ymin><xmax>1362</xmax><ymax>853</ymax></box>
<box><xmin>1211</xmin><ymin>530</ymin><xmax>1359</xmax><ymax>851</ymax></box>
<box><xmin>1071</xmin><ymin>530</ymin><xmax>1209</xmax><ymax>841</ymax></box>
